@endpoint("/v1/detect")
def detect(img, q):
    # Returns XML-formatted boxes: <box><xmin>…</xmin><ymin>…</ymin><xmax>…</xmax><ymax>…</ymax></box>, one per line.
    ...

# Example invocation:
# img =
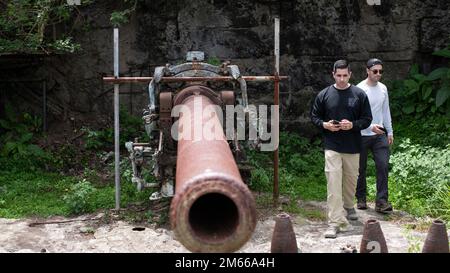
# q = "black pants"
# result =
<box><xmin>356</xmin><ymin>134</ymin><xmax>390</xmax><ymax>204</ymax></box>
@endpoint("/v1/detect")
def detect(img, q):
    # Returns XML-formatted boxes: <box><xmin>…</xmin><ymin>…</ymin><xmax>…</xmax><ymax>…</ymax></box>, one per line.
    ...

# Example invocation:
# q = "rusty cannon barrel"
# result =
<box><xmin>170</xmin><ymin>85</ymin><xmax>257</xmax><ymax>253</ymax></box>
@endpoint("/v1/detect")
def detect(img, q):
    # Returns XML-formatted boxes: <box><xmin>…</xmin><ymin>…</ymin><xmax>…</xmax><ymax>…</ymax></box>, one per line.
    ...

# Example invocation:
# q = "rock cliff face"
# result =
<box><xmin>1</xmin><ymin>0</ymin><xmax>449</xmax><ymax>136</ymax></box>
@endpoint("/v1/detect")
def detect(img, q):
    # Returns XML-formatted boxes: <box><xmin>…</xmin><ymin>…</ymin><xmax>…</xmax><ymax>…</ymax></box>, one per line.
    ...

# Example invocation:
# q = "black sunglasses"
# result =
<box><xmin>370</xmin><ymin>69</ymin><xmax>383</xmax><ymax>75</ymax></box>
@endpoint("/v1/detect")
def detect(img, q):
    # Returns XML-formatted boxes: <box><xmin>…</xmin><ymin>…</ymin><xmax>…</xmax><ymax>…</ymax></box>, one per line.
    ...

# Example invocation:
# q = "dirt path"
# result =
<box><xmin>0</xmin><ymin>201</ymin><xmax>440</xmax><ymax>253</ymax></box>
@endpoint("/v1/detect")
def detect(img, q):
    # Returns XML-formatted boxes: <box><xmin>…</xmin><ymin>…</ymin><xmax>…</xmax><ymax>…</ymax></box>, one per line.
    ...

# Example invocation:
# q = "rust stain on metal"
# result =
<box><xmin>192</xmin><ymin>61</ymin><xmax>201</xmax><ymax>71</ymax></box>
<box><xmin>220</xmin><ymin>91</ymin><xmax>235</xmax><ymax>106</ymax></box>
<box><xmin>159</xmin><ymin>92</ymin><xmax>173</xmax><ymax>130</ymax></box>
<box><xmin>103</xmin><ymin>76</ymin><xmax>288</xmax><ymax>83</ymax></box>
<box><xmin>422</xmin><ymin>219</ymin><xmax>449</xmax><ymax>253</ymax></box>
<box><xmin>271</xmin><ymin>213</ymin><xmax>298</xmax><ymax>253</ymax></box>
<box><xmin>173</xmin><ymin>85</ymin><xmax>222</xmax><ymax>106</ymax></box>
<box><xmin>360</xmin><ymin>219</ymin><xmax>388</xmax><ymax>253</ymax></box>
<box><xmin>273</xmin><ymin>73</ymin><xmax>280</xmax><ymax>206</ymax></box>
<box><xmin>170</xmin><ymin>87</ymin><xmax>256</xmax><ymax>253</ymax></box>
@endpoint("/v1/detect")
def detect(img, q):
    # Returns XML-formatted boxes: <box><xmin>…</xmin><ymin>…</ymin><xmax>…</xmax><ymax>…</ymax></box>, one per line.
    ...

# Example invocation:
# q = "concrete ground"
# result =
<box><xmin>0</xmin><ymin>201</ymin><xmax>444</xmax><ymax>253</ymax></box>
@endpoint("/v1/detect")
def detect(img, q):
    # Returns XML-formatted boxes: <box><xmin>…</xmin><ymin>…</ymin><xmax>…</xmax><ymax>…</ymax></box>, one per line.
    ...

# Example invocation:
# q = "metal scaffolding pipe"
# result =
<box><xmin>42</xmin><ymin>80</ymin><xmax>47</xmax><ymax>132</ymax></box>
<box><xmin>273</xmin><ymin>17</ymin><xmax>280</xmax><ymax>206</ymax></box>
<box><xmin>103</xmin><ymin>76</ymin><xmax>288</xmax><ymax>83</ymax></box>
<box><xmin>114</xmin><ymin>28</ymin><xmax>120</xmax><ymax>210</ymax></box>
<box><xmin>170</xmin><ymin>86</ymin><xmax>257</xmax><ymax>253</ymax></box>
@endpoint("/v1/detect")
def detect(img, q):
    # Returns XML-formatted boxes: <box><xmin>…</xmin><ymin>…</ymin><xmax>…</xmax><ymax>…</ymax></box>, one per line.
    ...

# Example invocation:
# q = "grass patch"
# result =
<box><xmin>282</xmin><ymin>201</ymin><xmax>326</xmax><ymax>221</ymax></box>
<box><xmin>254</xmin><ymin>192</ymin><xmax>326</xmax><ymax>221</ymax></box>
<box><xmin>0</xmin><ymin>171</ymin><xmax>73</xmax><ymax>218</ymax></box>
<box><xmin>0</xmin><ymin>168</ymin><xmax>155</xmax><ymax>219</ymax></box>
<box><xmin>348</xmin><ymin>112</ymin><xmax>450</xmax><ymax>224</ymax></box>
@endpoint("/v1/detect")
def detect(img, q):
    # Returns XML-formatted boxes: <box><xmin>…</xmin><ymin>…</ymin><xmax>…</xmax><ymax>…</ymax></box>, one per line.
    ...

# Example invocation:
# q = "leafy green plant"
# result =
<box><xmin>0</xmin><ymin>0</ymin><xmax>149</xmax><ymax>53</ymax></box>
<box><xmin>389</xmin><ymin>139</ymin><xmax>450</xmax><ymax>222</ymax></box>
<box><xmin>110</xmin><ymin>10</ymin><xmax>131</xmax><ymax>27</ymax></box>
<box><xmin>49</xmin><ymin>37</ymin><xmax>81</xmax><ymax>53</ymax></box>
<box><xmin>110</xmin><ymin>0</ymin><xmax>142</xmax><ymax>27</ymax></box>
<box><xmin>0</xmin><ymin>0</ymin><xmax>87</xmax><ymax>54</ymax></box>
<box><xmin>250</xmin><ymin>167</ymin><xmax>272</xmax><ymax>192</ymax></box>
<box><xmin>392</xmin><ymin>114</ymin><xmax>450</xmax><ymax>149</ymax></box>
<box><xmin>248</xmin><ymin>132</ymin><xmax>327</xmax><ymax>201</ymax></box>
<box><xmin>431</xmin><ymin>45</ymin><xmax>450</xmax><ymax>108</ymax></box>
<box><xmin>389</xmin><ymin>45</ymin><xmax>450</xmax><ymax>116</ymax></box>
<box><xmin>82</xmin><ymin>106</ymin><xmax>147</xmax><ymax>151</ymax></box>
<box><xmin>206</xmin><ymin>56</ymin><xmax>221</xmax><ymax>66</ymax></box>
<box><xmin>63</xmin><ymin>179</ymin><xmax>97</xmax><ymax>215</ymax></box>
<box><xmin>0</xmin><ymin>104</ymin><xmax>49</xmax><ymax>165</ymax></box>
<box><xmin>81</xmin><ymin>127</ymin><xmax>105</xmax><ymax>150</ymax></box>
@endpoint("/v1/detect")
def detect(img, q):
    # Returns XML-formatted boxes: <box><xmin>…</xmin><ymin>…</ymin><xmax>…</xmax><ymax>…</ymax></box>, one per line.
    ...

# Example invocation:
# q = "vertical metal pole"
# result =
<box><xmin>42</xmin><ymin>80</ymin><xmax>47</xmax><ymax>132</ymax></box>
<box><xmin>273</xmin><ymin>17</ymin><xmax>280</xmax><ymax>207</ymax></box>
<box><xmin>129</xmin><ymin>69</ymin><xmax>133</xmax><ymax>114</ymax></box>
<box><xmin>114</xmin><ymin>28</ymin><xmax>121</xmax><ymax>210</ymax></box>
<box><xmin>274</xmin><ymin>17</ymin><xmax>280</xmax><ymax>74</ymax></box>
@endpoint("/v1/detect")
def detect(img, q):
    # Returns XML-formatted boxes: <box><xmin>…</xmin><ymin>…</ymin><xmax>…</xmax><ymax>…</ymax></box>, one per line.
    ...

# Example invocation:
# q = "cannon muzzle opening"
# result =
<box><xmin>170</xmin><ymin>176</ymin><xmax>256</xmax><ymax>253</ymax></box>
<box><xmin>189</xmin><ymin>192</ymin><xmax>239</xmax><ymax>240</ymax></box>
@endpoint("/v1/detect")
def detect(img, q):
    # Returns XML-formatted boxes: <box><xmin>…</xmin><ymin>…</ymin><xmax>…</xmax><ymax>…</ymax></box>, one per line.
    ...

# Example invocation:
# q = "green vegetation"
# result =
<box><xmin>389</xmin><ymin>45</ymin><xmax>450</xmax><ymax>116</ymax></box>
<box><xmin>389</xmin><ymin>140</ymin><xmax>449</xmax><ymax>220</ymax></box>
<box><xmin>248</xmin><ymin>132</ymin><xmax>327</xmax><ymax>201</ymax></box>
<box><xmin>0</xmin><ymin>0</ymin><xmax>141</xmax><ymax>54</ymax></box>
<box><xmin>110</xmin><ymin>0</ymin><xmax>142</xmax><ymax>27</ymax></box>
<box><xmin>0</xmin><ymin>0</ymin><xmax>89</xmax><ymax>54</ymax></box>
<box><xmin>381</xmin><ymin>45</ymin><xmax>450</xmax><ymax>224</ymax></box>
<box><xmin>206</xmin><ymin>56</ymin><xmax>222</xmax><ymax>66</ymax></box>
<box><xmin>283</xmin><ymin>201</ymin><xmax>326</xmax><ymax>221</ymax></box>
<box><xmin>0</xmin><ymin>104</ymin><xmax>152</xmax><ymax>218</ymax></box>
<box><xmin>380</xmin><ymin>112</ymin><xmax>450</xmax><ymax>224</ymax></box>
<box><xmin>0</xmin><ymin>104</ymin><xmax>52</xmax><ymax>169</ymax></box>
<box><xmin>0</xmin><ymin>158</ymin><xmax>154</xmax><ymax>218</ymax></box>
<box><xmin>81</xmin><ymin>107</ymin><xmax>148</xmax><ymax>151</ymax></box>
<box><xmin>63</xmin><ymin>178</ymin><xmax>97</xmax><ymax>214</ymax></box>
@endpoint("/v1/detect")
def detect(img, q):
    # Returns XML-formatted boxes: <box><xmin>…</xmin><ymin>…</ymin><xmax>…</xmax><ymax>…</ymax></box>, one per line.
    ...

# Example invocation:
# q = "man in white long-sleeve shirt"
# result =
<box><xmin>355</xmin><ymin>58</ymin><xmax>394</xmax><ymax>213</ymax></box>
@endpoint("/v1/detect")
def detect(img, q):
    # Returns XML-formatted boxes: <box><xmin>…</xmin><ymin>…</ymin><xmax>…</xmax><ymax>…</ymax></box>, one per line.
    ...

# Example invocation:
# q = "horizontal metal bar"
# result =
<box><xmin>103</xmin><ymin>76</ymin><xmax>288</xmax><ymax>83</ymax></box>
<box><xmin>132</xmin><ymin>143</ymin><xmax>151</xmax><ymax>146</ymax></box>
<box><xmin>118</xmin><ymin>91</ymin><xmax>145</xmax><ymax>95</ymax></box>
<box><xmin>0</xmin><ymin>79</ymin><xmax>44</xmax><ymax>83</ymax></box>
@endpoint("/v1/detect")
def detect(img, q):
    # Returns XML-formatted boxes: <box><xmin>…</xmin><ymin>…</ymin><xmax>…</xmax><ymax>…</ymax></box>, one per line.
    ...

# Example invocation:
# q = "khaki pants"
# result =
<box><xmin>324</xmin><ymin>150</ymin><xmax>360</xmax><ymax>226</ymax></box>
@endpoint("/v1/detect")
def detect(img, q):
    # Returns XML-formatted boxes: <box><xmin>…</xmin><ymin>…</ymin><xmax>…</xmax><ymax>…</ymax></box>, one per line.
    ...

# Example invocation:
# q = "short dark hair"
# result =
<box><xmin>333</xmin><ymin>59</ymin><xmax>351</xmax><ymax>72</ymax></box>
<box><xmin>367</xmin><ymin>58</ymin><xmax>383</xmax><ymax>68</ymax></box>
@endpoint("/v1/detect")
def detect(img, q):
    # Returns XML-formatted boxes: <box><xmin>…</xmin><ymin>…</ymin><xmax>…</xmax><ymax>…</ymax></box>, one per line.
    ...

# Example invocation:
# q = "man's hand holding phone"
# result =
<box><xmin>372</xmin><ymin>124</ymin><xmax>387</xmax><ymax>135</ymax></box>
<box><xmin>324</xmin><ymin>120</ymin><xmax>341</xmax><ymax>131</ymax></box>
<box><xmin>339</xmin><ymin>119</ymin><xmax>353</xmax><ymax>131</ymax></box>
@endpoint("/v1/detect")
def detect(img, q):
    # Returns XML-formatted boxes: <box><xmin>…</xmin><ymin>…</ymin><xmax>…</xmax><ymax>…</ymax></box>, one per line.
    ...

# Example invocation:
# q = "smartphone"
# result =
<box><xmin>377</xmin><ymin>126</ymin><xmax>387</xmax><ymax>134</ymax></box>
<box><xmin>331</xmin><ymin>120</ymin><xmax>340</xmax><ymax>125</ymax></box>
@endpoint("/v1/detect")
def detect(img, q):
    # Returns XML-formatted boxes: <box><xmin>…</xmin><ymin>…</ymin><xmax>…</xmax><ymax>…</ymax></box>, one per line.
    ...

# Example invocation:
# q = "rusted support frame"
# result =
<box><xmin>273</xmin><ymin>74</ymin><xmax>280</xmax><ymax>207</ymax></box>
<box><xmin>42</xmin><ymin>80</ymin><xmax>47</xmax><ymax>132</ymax></box>
<box><xmin>114</xmin><ymin>28</ymin><xmax>120</xmax><ymax>210</ymax></box>
<box><xmin>273</xmin><ymin>16</ymin><xmax>280</xmax><ymax>207</ymax></box>
<box><xmin>103</xmin><ymin>76</ymin><xmax>288</xmax><ymax>83</ymax></box>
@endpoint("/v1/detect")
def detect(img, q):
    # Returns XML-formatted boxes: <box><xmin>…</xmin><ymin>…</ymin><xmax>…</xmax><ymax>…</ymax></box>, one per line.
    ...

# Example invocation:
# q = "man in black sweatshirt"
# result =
<box><xmin>310</xmin><ymin>60</ymin><xmax>372</xmax><ymax>238</ymax></box>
